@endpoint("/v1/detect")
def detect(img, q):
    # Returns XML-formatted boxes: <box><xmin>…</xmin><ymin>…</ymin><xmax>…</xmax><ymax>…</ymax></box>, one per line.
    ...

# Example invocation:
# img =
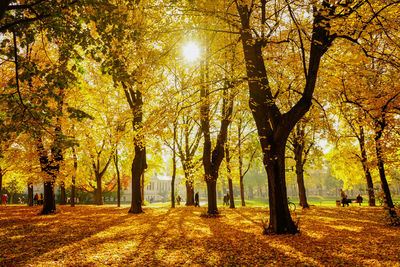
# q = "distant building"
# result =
<box><xmin>122</xmin><ymin>172</ymin><xmax>183</xmax><ymax>203</ymax></box>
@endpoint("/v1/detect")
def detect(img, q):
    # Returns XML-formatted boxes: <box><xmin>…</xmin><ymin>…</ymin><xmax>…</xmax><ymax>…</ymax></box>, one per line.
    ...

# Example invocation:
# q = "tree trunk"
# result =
<box><xmin>59</xmin><ymin>182</ymin><xmax>66</xmax><ymax>205</ymax></box>
<box><xmin>375</xmin><ymin>130</ymin><xmax>397</xmax><ymax>218</ymax></box>
<box><xmin>129</xmin><ymin>146</ymin><xmax>145</xmax><ymax>213</ymax></box>
<box><xmin>293</xmin><ymin>140</ymin><xmax>309</xmax><ymax>209</ymax></box>
<box><xmin>42</xmin><ymin>181</ymin><xmax>56</xmax><ymax>214</ymax></box>
<box><xmin>71</xmin><ymin>146</ymin><xmax>77</xmax><ymax>207</ymax></box>
<box><xmin>236</xmin><ymin>2</ymin><xmax>334</xmax><ymax>233</ymax></box>
<box><xmin>141</xmin><ymin>172</ymin><xmax>144</xmax><ymax>205</ymax></box>
<box><xmin>264</xmin><ymin>142</ymin><xmax>298</xmax><ymax>234</ymax></box>
<box><xmin>95</xmin><ymin>173</ymin><xmax>103</xmax><ymax>205</ymax></box>
<box><xmin>124</xmin><ymin>85</ymin><xmax>146</xmax><ymax>214</ymax></box>
<box><xmin>358</xmin><ymin>126</ymin><xmax>375</xmax><ymax>206</ymax></box>
<box><xmin>36</xmin><ymin>137</ymin><xmax>56</xmax><ymax>214</ymax></box>
<box><xmin>0</xmin><ymin>168</ymin><xmax>2</xmax><ymax>194</ymax></box>
<box><xmin>206</xmin><ymin>179</ymin><xmax>218</xmax><ymax>214</ymax></box>
<box><xmin>28</xmin><ymin>183</ymin><xmax>33</xmax><ymax>206</ymax></box>
<box><xmin>171</xmin><ymin>123</ymin><xmax>177</xmax><ymax>208</ymax></box>
<box><xmin>114</xmin><ymin>150</ymin><xmax>121</xmax><ymax>207</ymax></box>
<box><xmin>225</xmin><ymin>145</ymin><xmax>235</xmax><ymax>209</ymax></box>
<box><xmin>185</xmin><ymin>180</ymin><xmax>194</xmax><ymax>206</ymax></box>
<box><xmin>240</xmin><ymin>175</ymin><xmax>245</xmax><ymax>206</ymax></box>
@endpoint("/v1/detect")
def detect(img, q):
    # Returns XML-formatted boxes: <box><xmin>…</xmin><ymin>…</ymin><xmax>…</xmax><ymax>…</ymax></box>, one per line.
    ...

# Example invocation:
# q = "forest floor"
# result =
<box><xmin>0</xmin><ymin>205</ymin><xmax>399</xmax><ymax>266</ymax></box>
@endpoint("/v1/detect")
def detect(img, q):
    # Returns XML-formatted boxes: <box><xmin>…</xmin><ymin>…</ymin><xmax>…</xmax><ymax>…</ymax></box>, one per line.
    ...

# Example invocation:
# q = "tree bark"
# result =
<box><xmin>358</xmin><ymin>126</ymin><xmax>375</xmax><ymax>206</ymax></box>
<box><xmin>293</xmin><ymin>133</ymin><xmax>309</xmax><ymax>209</ymax></box>
<box><xmin>236</xmin><ymin>2</ymin><xmax>335</xmax><ymax>234</ymax></box>
<box><xmin>59</xmin><ymin>182</ymin><xmax>66</xmax><ymax>205</ymax></box>
<box><xmin>206</xmin><ymin>179</ymin><xmax>218</xmax><ymax>214</ymax></box>
<box><xmin>124</xmin><ymin>87</ymin><xmax>146</xmax><ymax>214</ymax></box>
<box><xmin>171</xmin><ymin>123</ymin><xmax>177</xmax><ymax>208</ymax></box>
<box><xmin>114</xmin><ymin>149</ymin><xmax>121</xmax><ymax>207</ymax></box>
<box><xmin>36</xmin><ymin>136</ymin><xmax>56</xmax><ymax>214</ymax></box>
<box><xmin>95</xmin><ymin>172</ymin><xmax>103</xmax><ymax>205</ymax></box>
<box><xmin>71</xmin><ymin>146</ymin><xmax>77</xmax><ymax>207</ymax></box>
<box><xmin>375</xmin><ymin>128</ymin><xmax>397</xmax><ymax>218</ymax></box>
<box><xmin>225</xmin><ymin>145</ymin><xmax>235</xmax><ymax>209</ymax></box>
<box><xmin>200</xmin><ymin>62</ymin><xmax>234</xmax><ymax>214</ymax></box>
<box><xmin>185</xmin><ymin>180</ymin><xmax>194</xmax><ymax>206</ymax></box>
<box><xmin>28</xmin><ymin>183</ymin><xmax>33</xmax><ymax>206</ymax></box>
<box><xmin>0</xmin><ymin>167</ymin><xmax>2</xmax><ymax>195</ymax></box>
<box><xmin>141</xmin><ymin>172</ymin><xmax>144</xmax><ymax>205</ymax></box>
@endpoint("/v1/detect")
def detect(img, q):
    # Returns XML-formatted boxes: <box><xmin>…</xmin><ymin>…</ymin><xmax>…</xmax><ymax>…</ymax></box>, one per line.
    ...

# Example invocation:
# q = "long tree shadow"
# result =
<box><xmin>0</xmin><ymin>205</ymin><xmax>142</xmax><ymax>265</ymax></box>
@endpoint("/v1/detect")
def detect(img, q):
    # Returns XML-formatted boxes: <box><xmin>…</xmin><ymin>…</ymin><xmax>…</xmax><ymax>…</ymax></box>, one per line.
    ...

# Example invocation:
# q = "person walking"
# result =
<box><xmin>34</xmin><ymin>193</ymin><xmax>39</xmax><ymax>205</ymax></box>
<box><xmin>194</xmin><ymin>192</ymin><xmax>200</xmax><ymax>207</ymax></box>
<box><xmin>1</xmin><ymin>194</ymin><xmax>8</xmax><ymax>205</ymax></box>
<box><xmin>340</xmin><ymin>188</ymin><xmax>349</xmax><ymax>207</ymax></box>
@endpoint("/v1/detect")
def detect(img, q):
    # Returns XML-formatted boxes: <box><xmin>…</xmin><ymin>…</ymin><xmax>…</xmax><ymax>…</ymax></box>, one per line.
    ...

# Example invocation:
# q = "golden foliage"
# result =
<box><xmin>0</xmin><ymin>206</ymin><xmax>399</xmax><ymax>265</ymax></box>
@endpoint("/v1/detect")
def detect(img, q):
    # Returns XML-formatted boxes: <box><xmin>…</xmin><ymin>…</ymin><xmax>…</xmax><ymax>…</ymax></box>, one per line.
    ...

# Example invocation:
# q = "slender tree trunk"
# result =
<box><xmin>0</xmin><ymin>168</ymin><xmax>2</xmax><ymax>194</ymax></box>
<box><xmin>358</xmin><ymin>126</ymin><xmax>375</xmax><ymax>206</ymax></box>
<box><xmin>240</xmin><ymin>175</ymin><xmax>245</xmax><ymax>206</ymax></box>
<box><xmin>28</xmin><ymin>183</ymin><xmax>33</xmax><ymax>206</ymax></box>
<box><xmin>375</xmin><ymin>130</ymin><xmax>397</xmax><ymax>218</ymax></box>
<box><xmin>141</xmin><ymin>172</ymin><xmax>144</xmax><ymax>205</ymax></box>
<box><xmin>293</xmin><ymin>140</ymin><xmax>309</xmax><ymax>209</ymax></box>
<box><xmin>238</xmin><ymin>121</ymin><xmax>246</xmax><ymax>207</ymax></box>
<box><xmin>71</xmin><ymin>146</ymin><xmax>77</xmax><ymax>207</ymax></box>
<box><xmin>171</xmin><ymin>123</ymin><xmax>177</xmax><ymax>208</ymax></box>
<box><xmin>59</xmin><ymin>182</ymin><xmax>66</xmax><ymax>205</ymax></box>
<box><xmin>114</xmin><ymin>150</ymin><xmax>121</xmax><ymax>207</ymax></box>
<box><xmin>225</xmin><ymin>145</ymin><xmax>235</xmax><ymax>209</ymax></box>
<box><xmin>124</xmin><ymin>85</ymin><xmax>146</xmax><ymax>214</ymax></box>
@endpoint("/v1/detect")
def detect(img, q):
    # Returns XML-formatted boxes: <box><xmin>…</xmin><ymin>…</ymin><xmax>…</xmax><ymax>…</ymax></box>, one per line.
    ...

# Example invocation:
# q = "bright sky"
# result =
<box><xmin>182</xmin><ymin>41</ymin><xmax>201</xmax><ymax>62</ymax></box>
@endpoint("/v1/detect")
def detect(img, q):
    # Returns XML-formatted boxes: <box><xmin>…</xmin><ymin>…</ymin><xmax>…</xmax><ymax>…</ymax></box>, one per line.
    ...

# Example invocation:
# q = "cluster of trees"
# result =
<box><xmin>1</xmin><ymin>0</ymin><xmax>400</xmax><ymax>234</ymax></box>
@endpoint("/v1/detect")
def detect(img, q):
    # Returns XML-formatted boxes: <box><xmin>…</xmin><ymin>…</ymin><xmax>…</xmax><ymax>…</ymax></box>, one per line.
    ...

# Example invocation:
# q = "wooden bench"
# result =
<box><xmin>336</xmin><ymin>198</ymin><xmax>360</xmax><ymax>206</ymax></box>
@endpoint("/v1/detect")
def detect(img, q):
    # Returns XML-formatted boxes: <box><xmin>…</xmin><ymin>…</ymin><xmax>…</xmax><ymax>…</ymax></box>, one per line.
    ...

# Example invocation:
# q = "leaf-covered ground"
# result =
<box><xmin>0</xmin><ymin>205</ymin><xmax>399</xmax><ymax>266</ymax></box>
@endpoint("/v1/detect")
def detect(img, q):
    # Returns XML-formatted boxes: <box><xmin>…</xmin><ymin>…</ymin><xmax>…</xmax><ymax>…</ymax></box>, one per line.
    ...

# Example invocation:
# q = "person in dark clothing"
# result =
<box><xmin>356</xmin><ymin>194</ymin><xmax>363</xmax><ymax>206</ymax></box>
<box><xmin>340</xmin><ymin>188</ymin><xmax>349</xmax><ymax>207</ymax></box>
<box><xmin>34</xmin><ymin>193</ymin><xmax>39</xmax><ymax>206</ymax></box>
<box><xmin>194</xmin><ymin>192</ymin><xmax>199</xmax><ymax>207</ymax></box>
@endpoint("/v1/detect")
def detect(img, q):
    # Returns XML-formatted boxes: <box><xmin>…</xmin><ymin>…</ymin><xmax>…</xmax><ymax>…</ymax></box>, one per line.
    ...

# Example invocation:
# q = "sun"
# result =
<box><xmin>182</xmin><ymin>41</ymin><xmax>201</xmax><ymax>62</ymax></box>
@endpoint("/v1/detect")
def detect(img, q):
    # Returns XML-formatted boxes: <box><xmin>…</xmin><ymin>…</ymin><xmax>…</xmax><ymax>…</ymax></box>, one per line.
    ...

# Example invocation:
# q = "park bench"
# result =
<box><xmin>335</xmin><ymin>198</ymin><xmax>361</xmax><ymax>206</ymax></box>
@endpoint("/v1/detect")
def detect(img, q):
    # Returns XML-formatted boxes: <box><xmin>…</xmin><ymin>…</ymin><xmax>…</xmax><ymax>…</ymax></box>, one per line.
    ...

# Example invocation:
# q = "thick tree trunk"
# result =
<box><xmin>206</xmin><ymin>179</ymin><xmax>218</xmax><ymax>214</ymax></box>
<box><xmin>359</xmin><ymin>126</ymin><xmax>375</xmax><ymax>206</ymax></box>
<box><xmin>129</xmin><ymin>146</ymin><xmax>145</xmax><ymax>213</ymax></box>
<box><xmin>293</xmin><ymin>141</ymin><xmax>309</xmax><ymax>209</ymax></box>
<box><xmin>236</xmin><ymin>2</ymin><xmax>334</xmax><ymax>233</ymax></box>
<box><xmin>185</xmin><ymin>180</ymin><xmax>194</xmax><ymax>206</ymax></box>
<box><xmin>59</xmin><ymin>182</ymin><xmax>66</xmax><ymax>205</ymax></box>
<box><xmin>265</xmin><ymin>142</ymin><xmax>298</xmax><ymax>234</ymax></box>
<box><xmin>95</xmin><ymin>173</ymin><xmax>103</xmax><ymax>205</ymax></box>
<box><xmin>42</xmin><ymin>181</ymin><xmax>56</xmax><ymax>214</ymax></box>
<box><xmin>28</xmin><ymin>184</ymin><xmax>33</xmax><ymax>206</ymax></box>
<box><xmin>36</xmin><ymin>137</ymin><xmax>56</xmax><ymax>214</ymax></box>
<box><xmin>124</xmin><ymin>85</ymin><xmax>146</xmax><ymax>214</ymax></box>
